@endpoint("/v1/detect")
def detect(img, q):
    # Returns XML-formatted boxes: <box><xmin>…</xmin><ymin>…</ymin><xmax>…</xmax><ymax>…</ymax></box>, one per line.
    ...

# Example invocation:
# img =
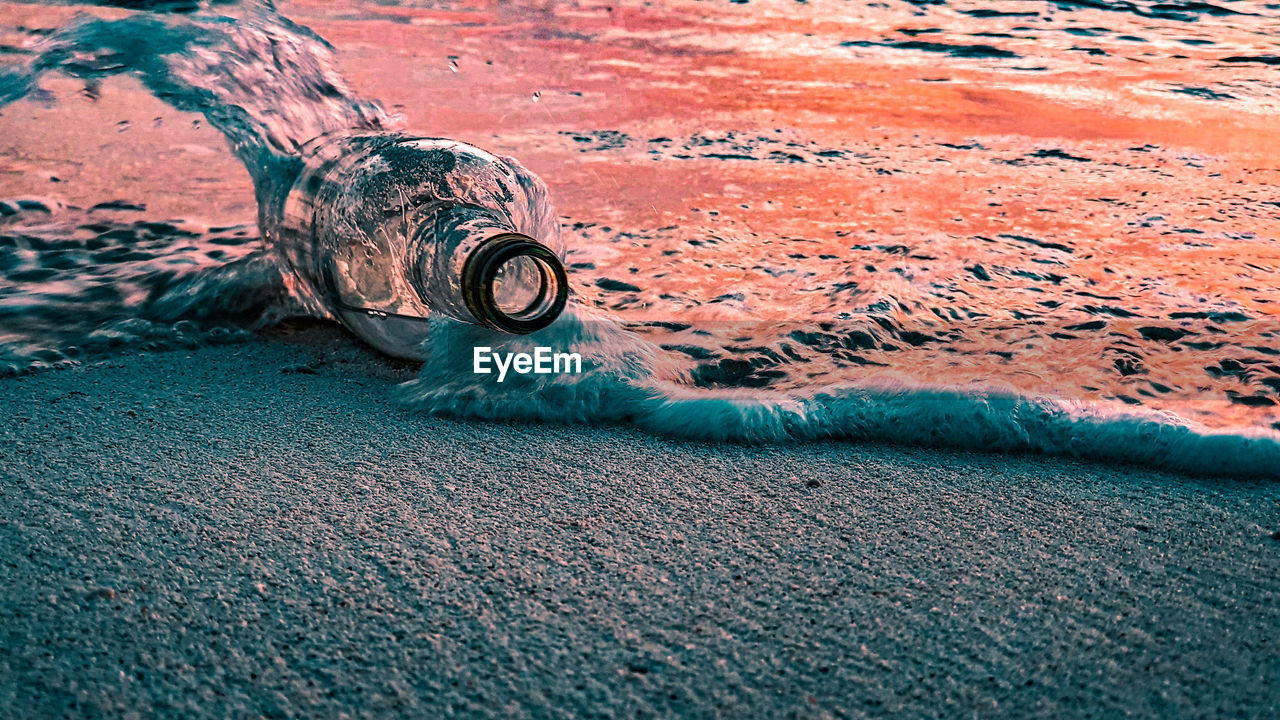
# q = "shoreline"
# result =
<box><xmin>2</xmin><ymin>328</ymin><xmax>1277</xmax><ymax>717</ymax></box>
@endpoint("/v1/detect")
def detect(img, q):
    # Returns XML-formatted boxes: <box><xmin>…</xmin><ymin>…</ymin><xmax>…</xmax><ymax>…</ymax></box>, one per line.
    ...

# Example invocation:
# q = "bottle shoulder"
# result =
<box><xmin>295</xmin><ymin>131</ymin><xmax>545</xmax><ymax>205</ymax></box>
<box><xmin>298</xmin><ymin>130</ymin><xmax>512</xmax><ymax>172</ymax></box>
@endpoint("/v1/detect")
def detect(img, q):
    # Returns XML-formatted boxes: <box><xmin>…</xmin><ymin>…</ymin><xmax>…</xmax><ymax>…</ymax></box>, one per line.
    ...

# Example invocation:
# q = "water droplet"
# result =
<box><xmin>532</xmin><ymin>90</ymin><xmax>541</xmax><ymax>102</ymax></box>
<box><xmin>447</xmin><ymin>56</ymin><xmax>459</xmax><ymax>72</ymax></box>
<box><xmin>116</xmin><ymin>121</ymin><xmax>131</xmax><ymax>133</ymax></box>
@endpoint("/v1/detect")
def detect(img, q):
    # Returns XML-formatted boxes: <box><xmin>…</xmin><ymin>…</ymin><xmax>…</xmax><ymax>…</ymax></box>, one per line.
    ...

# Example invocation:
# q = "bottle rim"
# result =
<box><xmin>462</xmin><ymin>233</ymin><xmax>568</xmax><ymax>334</ymax></box>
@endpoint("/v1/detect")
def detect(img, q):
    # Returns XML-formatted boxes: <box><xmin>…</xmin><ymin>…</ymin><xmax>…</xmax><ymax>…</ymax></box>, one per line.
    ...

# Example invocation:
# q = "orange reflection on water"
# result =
<box><xmin>292</xmin><ymin>0</ymin><xmax>1279</xmax><ymax>429</ymax></box>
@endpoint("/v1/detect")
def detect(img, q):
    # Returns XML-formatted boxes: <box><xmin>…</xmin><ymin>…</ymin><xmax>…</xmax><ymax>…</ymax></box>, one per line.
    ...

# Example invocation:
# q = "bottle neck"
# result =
<box><xmin>411</xmin><ymin>205</ymin><xmax>568</xmax><ymax>334</ymax></box>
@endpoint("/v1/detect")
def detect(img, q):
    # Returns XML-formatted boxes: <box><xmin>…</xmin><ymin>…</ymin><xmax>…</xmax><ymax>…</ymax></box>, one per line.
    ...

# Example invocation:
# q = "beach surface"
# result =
<box><xmin>2</xmin><ymin>326</ymin><xmax>1277</xmax><ymax>718</ymax></box>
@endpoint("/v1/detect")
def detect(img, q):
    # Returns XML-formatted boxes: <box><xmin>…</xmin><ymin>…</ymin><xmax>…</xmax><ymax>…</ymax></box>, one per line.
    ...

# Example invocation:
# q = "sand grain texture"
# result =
<box><xmin>1</xmin><ymin>329</ymin><xmax>1277</xmax><ymax>718</ymax></box>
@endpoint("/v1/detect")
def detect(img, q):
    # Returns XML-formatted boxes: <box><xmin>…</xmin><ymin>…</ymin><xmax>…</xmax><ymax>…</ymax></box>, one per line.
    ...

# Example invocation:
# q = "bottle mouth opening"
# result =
<box><xmin>462</xmin><ymin>233</ymin><xmax>568</xmax><ymax>334</ymax></box>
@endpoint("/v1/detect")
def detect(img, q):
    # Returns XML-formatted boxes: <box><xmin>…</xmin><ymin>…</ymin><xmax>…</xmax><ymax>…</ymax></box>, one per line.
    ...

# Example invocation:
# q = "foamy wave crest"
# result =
<box><xmin>397</xmin><ymin>304</ymin><xmax>685</xmax><ymax>425</ymax></box>
<box><xmin>399</xmin><ymin>304</ymin><xmax>1280</xmax><ymax>479</ymax></box>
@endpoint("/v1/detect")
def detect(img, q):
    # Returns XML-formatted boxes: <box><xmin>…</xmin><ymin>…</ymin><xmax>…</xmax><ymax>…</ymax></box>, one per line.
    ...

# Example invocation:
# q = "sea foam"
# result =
<box><xmin>398</xmin><ymin>305</ymin><xmax>1280</xmax><ymax>479</ymax></box>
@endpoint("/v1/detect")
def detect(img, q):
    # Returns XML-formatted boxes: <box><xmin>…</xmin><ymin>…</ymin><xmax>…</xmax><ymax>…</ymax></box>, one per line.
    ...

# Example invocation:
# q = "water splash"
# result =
<box><xmin>1</xmin><ymin>1</ymin><xmax>389</xmax><ymax>167</ymax></box>
<box><xmin>0</xmin><ymin>0</ymin><xmax>389</xmax><ymax>371</ymax></box>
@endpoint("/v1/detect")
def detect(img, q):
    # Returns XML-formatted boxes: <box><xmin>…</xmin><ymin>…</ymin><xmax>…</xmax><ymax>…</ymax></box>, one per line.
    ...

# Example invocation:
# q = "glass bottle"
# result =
<box><xmin>262</xmin><ymin>131</ymin><xmax>568</xmax><ymax>359</ymax></box>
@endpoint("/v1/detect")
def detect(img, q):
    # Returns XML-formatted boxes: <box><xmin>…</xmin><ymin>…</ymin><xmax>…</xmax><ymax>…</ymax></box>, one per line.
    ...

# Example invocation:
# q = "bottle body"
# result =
<box><xmin>262</xmin><ymin>131</ymin><xmax>566</xmax><ymax>359</ymax></box>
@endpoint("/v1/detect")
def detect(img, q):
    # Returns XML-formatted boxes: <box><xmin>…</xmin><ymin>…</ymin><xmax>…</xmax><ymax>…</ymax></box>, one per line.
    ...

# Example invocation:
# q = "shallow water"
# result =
<box><xmin>1</xmin><ymin>0</ymin><xmax>1278</xmax><ymax>474</ymax></box>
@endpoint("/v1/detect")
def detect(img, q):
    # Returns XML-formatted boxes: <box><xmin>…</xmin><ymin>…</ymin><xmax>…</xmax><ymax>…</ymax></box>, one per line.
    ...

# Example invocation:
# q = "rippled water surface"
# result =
<box><xmin>1</xmin><ymin>0</ymin><xmax>1278</xmax><ymax>468</ymax></box>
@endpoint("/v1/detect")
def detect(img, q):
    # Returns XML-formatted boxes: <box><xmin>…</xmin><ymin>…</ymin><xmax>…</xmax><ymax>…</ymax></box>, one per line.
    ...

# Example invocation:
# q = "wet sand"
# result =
<box><xmin>2</xmin><ymin>327</ymin><xmax>1277</xmax><ymax>718</ymax></box>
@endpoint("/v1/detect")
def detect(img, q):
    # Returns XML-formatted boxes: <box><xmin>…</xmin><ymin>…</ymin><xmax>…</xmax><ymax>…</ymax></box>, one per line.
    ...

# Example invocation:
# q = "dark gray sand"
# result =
<box><xmin>2</xmin><ymin>326</ymin><xmax>1278</xmax><ymax>718</ymax></box>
